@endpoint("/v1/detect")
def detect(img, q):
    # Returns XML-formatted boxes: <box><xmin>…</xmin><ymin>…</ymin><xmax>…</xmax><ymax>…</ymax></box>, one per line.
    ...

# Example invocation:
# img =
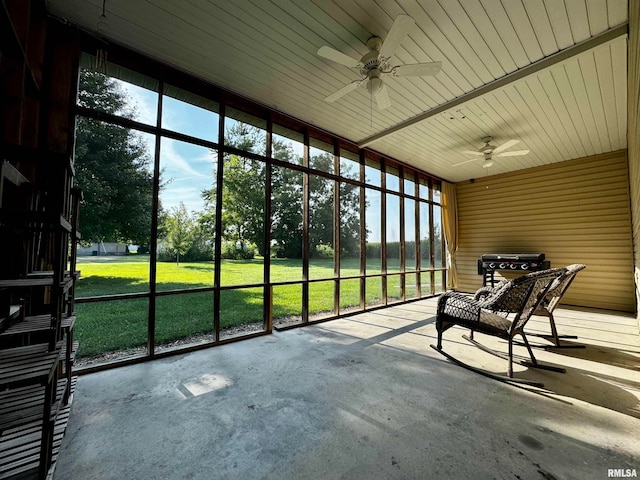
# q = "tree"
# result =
<box><xmin>339</xmin><ymin>181</ymin><xmax>361</xmax><ymax>257</ymax></box>
<box><xmin>199</xmin><ymin>124</ymin><xmax>361</xmax><ymax>259</ymax></box>
<box><xmin>165</xmin><ymin>203</ymin><xmax>194</xmax><ymax>265</ymax></box>
<box><xmin>271</xmin><ymin>165</ymin><xmax>303</xmax><ymax>258</ymax></box>
<box><xmin>308</xmin><ymin>152</ymin><xmax>361</xmax><ymax>258</ymax></box>
<box><xmin>308</xmin><ymin>154</ymin><xmax>334</xmax><ymax>256</ymax></box>
<box><xmin>75</xmin><ymin>70</ymin><xmax>155</xmax><ymax>246</ymax></box>
<box><xmin>201</xmin><ymin>123</ymin><xmax>267</xmax><ymax>255</ymax></box>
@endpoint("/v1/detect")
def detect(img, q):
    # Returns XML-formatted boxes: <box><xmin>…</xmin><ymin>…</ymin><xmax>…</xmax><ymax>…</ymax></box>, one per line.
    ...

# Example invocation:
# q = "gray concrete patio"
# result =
<box><xmin>54</xmin><ymin>298</ymin><xmax>640</xmax><ymax>480</ymax></box>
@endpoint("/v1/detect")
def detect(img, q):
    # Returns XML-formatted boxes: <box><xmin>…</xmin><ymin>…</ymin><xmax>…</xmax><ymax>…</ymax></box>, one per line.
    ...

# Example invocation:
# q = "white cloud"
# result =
<box><xmin>116</xmin><ymin>80</ymin><xmax>158</xmax><ymax>126</ymax></box>
<box><xmin>158</xmin><ymin>140</ymin><xmax>216</xmax><ymax>212</ymax></box>
<box><xmin>161</xmin><ymin>139</ymin><xmax>212</xmax><ymax>179</ymax></box>
<box><xmin>160</xmin><ymin>185</ymin><xmax>205</xmax><ymax>213</ymax></box>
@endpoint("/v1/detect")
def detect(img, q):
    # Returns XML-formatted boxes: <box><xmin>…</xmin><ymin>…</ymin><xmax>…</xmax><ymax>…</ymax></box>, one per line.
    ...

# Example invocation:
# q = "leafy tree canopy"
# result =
<box><xmin>75</xmin><ymin>70</ymin><xmax>155</xmax><ymax>245</ymax></box>
<box><xmin>202</xmin><ymin>124</ymin><xmax>361</xmax><ymax>259</ymax></box>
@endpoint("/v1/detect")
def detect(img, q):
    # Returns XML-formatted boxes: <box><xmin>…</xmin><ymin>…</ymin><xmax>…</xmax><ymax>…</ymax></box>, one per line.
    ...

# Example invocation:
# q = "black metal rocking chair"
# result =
<box><xmin>474</xmin><ymin>264</ymin><xmax>586</xmax><ymax>349</ymax></box>
<box><xmin>431</xmin><ymin>269</ymin><xmax>565</xmax><ymax>387</ymax></box>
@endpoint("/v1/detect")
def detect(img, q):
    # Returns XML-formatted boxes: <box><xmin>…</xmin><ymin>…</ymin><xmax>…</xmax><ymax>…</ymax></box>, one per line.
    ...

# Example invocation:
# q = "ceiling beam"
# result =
<box><xmin>358</xmin><ymin>23</ymin><xmax>628</xmax><ymax>148</ymax></box>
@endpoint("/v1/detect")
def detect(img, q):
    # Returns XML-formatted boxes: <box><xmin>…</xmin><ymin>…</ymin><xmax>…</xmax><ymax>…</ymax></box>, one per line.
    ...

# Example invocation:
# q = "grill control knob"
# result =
<box><xmin>488</xmin><ymin>263</ymin><xmax>496</xmax><ymax>269</ymax></box>
<box><xmin>499</xmin><ymin>263</ymin><xmax>508</xmax><ymax>269</ymax></box>
<box><xmin>510</xmin><ymin>263</ymin><xmax>517</xmax><ymax>269</ymax></box>
<box><xmin>521</xmin><ymin>263</ymin><xmax>529</xmax><ymax>270</ymax></box>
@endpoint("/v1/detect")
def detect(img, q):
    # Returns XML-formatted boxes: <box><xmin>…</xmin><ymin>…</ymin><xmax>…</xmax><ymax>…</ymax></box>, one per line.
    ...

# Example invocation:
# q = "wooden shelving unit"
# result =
<box><xmin>0</xmin><ymin>146</ymin><xmax>80</xmax><ymax>480</ymax></box>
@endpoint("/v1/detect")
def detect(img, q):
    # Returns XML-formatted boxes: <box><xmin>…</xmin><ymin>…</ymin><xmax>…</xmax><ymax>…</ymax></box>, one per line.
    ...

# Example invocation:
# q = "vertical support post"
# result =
<box><xmin>147</xmin><ymin>80</ymin><xmax>163</xmax><ymax>357</ymax></box>
<box><xmin>333</xmin><ymin>140</ymin><xmax>340</xmax><ymax>315</ymax></box>
<box><xmin>359</xmin><ymin>150</ymin><xmax>366</xmax><ymax>310</ymax></box>
<box><xmin>440</xmin><ymin>189</ymin><xmax>447</xmax><ymax>292</ymax></box>
<box><xmin>267</xmin><ymin>285</ymin><xmax>273</xmax><ymax>332</ymax></box>
<box><xmin>39</xmin><ymin>379</ymin><xmax>54</xmax><ymax>478</ymax></box>
<box><xmin>399</xmin><ymin>165</ymin><xmax>406</xmax><ymax>301</ymax></box>
<box><xmin>263</xmin><ymin>115</ymin><xmax>272</xmax><ymax>332</ymax></box>
<box><xmin>213</xmin><ymin>102</ymin><xmax>226</xmax><ymax>341</ymax></box>
<box><xmin>414</xmin><ymin>178</ymin><xmax>422</xmax><ymax>297</ymax></box>
<box><xmin>429</xmin><ymin>178</ymin><xmax>436</xmax><ymax>296</ymax></box>
<box><xmin>380</xmin><ymin>161</ymin><xmax>387</xmax><ymax>304</ymax></box>
<box><xmin>42</xmin><ymin>21</ymin><xmax>80</xmax><ymax>155</ymax></box>
<box><xmin>302</xmin><ymin>129</ymin><xmax>310</xmax><ymax>323</ymax></box>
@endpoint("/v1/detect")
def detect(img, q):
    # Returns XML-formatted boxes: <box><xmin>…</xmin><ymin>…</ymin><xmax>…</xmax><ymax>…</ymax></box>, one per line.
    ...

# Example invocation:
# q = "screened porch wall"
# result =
<box><xmin>68</xmin><ymin>39</ymin><xmax>447</xmax><ymax>367</ymax></box>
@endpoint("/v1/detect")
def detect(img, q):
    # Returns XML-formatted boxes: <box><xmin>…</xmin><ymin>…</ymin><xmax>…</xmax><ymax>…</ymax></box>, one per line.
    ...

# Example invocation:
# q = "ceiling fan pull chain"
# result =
<box><xmin>370</xmin><ymin>87</ymin><xmax>373</xmax><ymax>128</ymax></box>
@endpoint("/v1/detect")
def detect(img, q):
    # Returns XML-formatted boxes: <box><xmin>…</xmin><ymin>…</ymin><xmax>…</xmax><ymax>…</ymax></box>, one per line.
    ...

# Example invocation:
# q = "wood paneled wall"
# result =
<box><xmin>455</xmin><ymin>150</ymin><xmax>635</xmax><ymax>312</ymax></box>
<box><xmin>628</xmin><ymin>0</ymin><xmax>640</xmax><ymax>325</ymax></box>
<box><xmin>0</xmin><ymin>0</ymin><xmax>80</xmax><ymax>155</ymax></box>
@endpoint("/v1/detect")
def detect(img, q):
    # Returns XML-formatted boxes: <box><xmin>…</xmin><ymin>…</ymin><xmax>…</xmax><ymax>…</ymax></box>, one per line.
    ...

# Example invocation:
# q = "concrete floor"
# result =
<box><xmin>54</xmin><ymin>299</ymin><xmax>640</xmax><ymax>480</ymax></box>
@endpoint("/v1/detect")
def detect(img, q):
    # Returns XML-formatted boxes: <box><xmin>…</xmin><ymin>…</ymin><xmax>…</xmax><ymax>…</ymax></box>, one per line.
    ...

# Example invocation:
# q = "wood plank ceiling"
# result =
<box><xmin>45</xmin><ymin>0</ymin><xmax>629</xmax><ymax>182</ymax></box>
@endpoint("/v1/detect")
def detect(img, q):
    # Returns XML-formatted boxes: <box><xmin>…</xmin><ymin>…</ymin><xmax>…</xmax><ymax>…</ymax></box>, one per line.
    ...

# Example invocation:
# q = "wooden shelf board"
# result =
<box><xmin>0</xmin><ymin>210</ymin><xmax>72</xmax><ymax>232</ymax></box>
<box><xmin>0</xmin><ymin>314</ymin><xmax>52</xmax><ymax>338</ymax></box>
<box><xmin>0</xmin><ymin>384</ymin><xmax>45</xmax><ymax>432</ymax></box>
<box><xmin>0</xmin><ymin>377</ymin><xmax>65</xmax><ymax>433</ymax></box>
<box><xmin>0</xmin><ymin>306</ymin><xmax>21</xmax><ymax>331</ymax></box>
<box><xmin>0</xmin><ymin>161</ymin><xmax>29</xmax><ymax>188</ymax></box>
<box><xmin>0</xmin><ymin>279</ymin><xmax>52</xmax><ymax>288</ymax></box>
<box><xmin>0</xmin><ymin>344</ymin><xmax>61</xmax><ymax>388</ymax></box>
<box><xmin>0</xmin><ymin>378</ymin><xmax>76</xmax><ymax>480</ymax></box>
<box><xmin>60</xmin><ymin>315</ymin><xmax>75</xmax><ymax>331</ymax></box>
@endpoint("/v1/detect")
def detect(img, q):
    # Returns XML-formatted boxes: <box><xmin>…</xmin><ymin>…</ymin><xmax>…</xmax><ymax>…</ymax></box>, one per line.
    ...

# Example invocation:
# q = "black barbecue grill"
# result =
<box><xmin>477</xmin><ymin>253</ymin><xmax>550</xmax><ymax>287</ymax></box>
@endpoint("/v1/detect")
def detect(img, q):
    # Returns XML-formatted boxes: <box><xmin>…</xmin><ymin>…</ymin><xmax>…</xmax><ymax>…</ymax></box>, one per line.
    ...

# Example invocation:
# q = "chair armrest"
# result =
<box><xmin>437</xmin><ymin>292</ymin><xmax>481</xmax><ymax>323</ymax></box>
<box><xmin>474</xmin><ymin>286</ymin><xmax>496</xmax><ymax>301</ymax></box>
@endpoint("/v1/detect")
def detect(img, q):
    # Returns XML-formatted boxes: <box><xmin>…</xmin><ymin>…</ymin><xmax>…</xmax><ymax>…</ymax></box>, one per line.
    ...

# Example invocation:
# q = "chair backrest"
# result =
<box><xmin>478</xmin><ymin>268</ymin><xmax>565</xmax><ymax>313</ymax></box>
<box><xmin>511</xmin><ymin>270</ymin><xmax>565</xmax><ymax>332</ymax></box>
<box><xmin>543</xmin><ymin>264</ymin><xmax>586</xmax><ymax>313</ymax></box>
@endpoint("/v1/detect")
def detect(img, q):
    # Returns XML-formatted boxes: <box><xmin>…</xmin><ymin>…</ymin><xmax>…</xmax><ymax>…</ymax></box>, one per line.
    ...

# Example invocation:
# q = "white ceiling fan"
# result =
<box><xmin>453</xmin><ymin>136</ymin><xmax>530</xmax><ymax>168</ymax></box>
<box><xmin>317</xmin><ymin>15</ymin><xmax>442</xmax><ymax>110</ymax></box>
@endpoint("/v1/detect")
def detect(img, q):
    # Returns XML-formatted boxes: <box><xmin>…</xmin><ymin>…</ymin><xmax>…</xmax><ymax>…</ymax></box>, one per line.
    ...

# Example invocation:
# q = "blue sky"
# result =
<box><xmin>115</xmin><ymin>79</ymin><xmax>436</xmax><ymax>243</ymax></box>
<box><xmin>116</xmin><ymin>80</ymin><xmax>219</xmax><ymax>214</ymax></box>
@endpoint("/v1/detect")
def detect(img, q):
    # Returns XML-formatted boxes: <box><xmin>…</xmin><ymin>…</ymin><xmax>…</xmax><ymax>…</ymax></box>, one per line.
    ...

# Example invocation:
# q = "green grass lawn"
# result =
<box><xmin>74</xmin><ymin>255</ymin><xmax>443</xmax><ymax>358</ymax></box>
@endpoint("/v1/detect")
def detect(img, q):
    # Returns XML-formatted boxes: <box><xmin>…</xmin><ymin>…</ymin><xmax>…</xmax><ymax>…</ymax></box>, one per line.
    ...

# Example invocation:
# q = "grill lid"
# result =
<box><xmin>481</xmin><ymin>253</ymin><xmax>545</xmax><ymax>262</ymax></box>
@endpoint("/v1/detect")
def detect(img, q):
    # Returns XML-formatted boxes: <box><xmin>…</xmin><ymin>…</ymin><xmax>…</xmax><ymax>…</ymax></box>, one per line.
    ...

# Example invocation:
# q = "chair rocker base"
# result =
<box><xmin>518</xmin><ymin>333</ymin><xmax>586</xmax><ymax>350</ymax></box>
<box><xmin>462</xmin><ymin>335</ymin><xmax>566</xmax><ymax>374</ymax></box>
<box><xmin>429</xmin><ymin>344</ymin><xmax>545</xmax><ymax>388</ymax></box>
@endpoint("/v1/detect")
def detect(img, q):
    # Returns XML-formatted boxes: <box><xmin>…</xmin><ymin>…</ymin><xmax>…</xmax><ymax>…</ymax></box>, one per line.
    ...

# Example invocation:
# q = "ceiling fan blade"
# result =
<box><xmin>492</xmin><ymin>139</ymin><xmax>519</xmax><ymax>154</ymax></box>
<box><xmin>460</xmin><ymin>150</ymin><xmax>483</xmax><ymax>156</ymax></box>
<box><xmin>452</xmin><ymin>158</ymin><xmax>480</xmax><ymax>167</ymax></box>
<box><xmin>379</xmin><ymin>15</ymin><xmax>415</xmax><ymax>60</ymax></box>
<box><xmin>495</xmin><ymin>149</ymin><xmax>530</xmax><ymax>157</ymax></box>
<box><xmin>374</xmin><ymin>82</ymin><xmax>391</xmax><ymax>110</ymax></box>
<box><xmin>391</xmin><ymin>61</ymin><xmax>442</xmax><ymax>77</ymax></box>
<box><xmin>317</xmin><ymin>46</ymin><xmax>362</xmax><ymax>68</ymax></box>
<box><xmin>325</xmin><ymin>79</ymin><xmax>362</xmax><ymax>102</ymax></box>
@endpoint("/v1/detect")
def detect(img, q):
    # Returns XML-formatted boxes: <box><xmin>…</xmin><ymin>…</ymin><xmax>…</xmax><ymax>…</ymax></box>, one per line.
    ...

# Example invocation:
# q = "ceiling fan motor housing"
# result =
<box><xmin>366</xmin><ymin>36</ymin><xmax>383</xmax><ymax>52</ymax></box>
<box><xmin>361</xmin><ymin>53</ymin><xmax>380</xmax><ymax>75</ymax></box>
<box><xmin>361</xmin><ymin>38</ymin><xmax>385</xmax><ymax>77</ymax></box>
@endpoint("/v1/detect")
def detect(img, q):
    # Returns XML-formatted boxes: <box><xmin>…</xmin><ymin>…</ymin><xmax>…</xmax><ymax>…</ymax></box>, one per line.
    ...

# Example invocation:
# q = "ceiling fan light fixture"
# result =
<box><xmin>367</xmin><ymin>74</ymin><xmax>383</xmax><ymax>94</ymax></box>
<box><xmin>482</xmin><ymin>158</ymin><xmax>494</xmax><ymax>168</ymax></box>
